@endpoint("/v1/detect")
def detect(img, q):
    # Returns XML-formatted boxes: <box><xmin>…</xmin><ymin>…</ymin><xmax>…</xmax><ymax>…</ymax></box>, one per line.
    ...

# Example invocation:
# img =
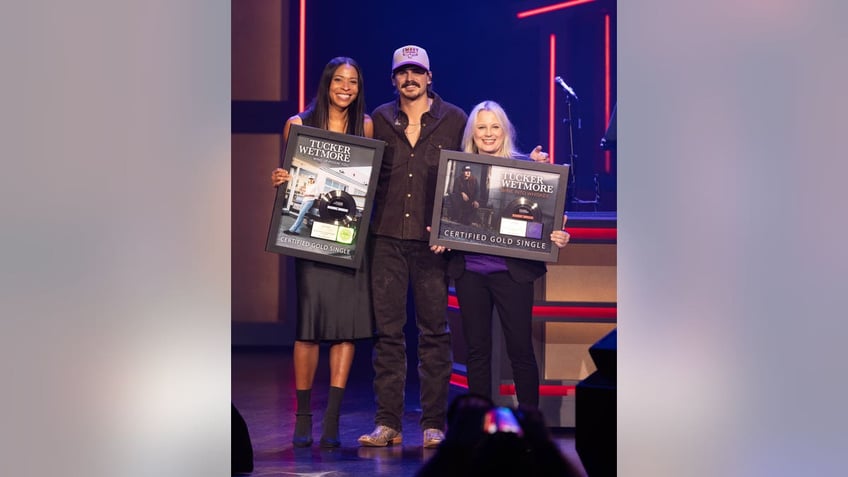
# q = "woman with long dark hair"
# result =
<box><xmin>270</xmin><ymin>57</ymin><xmax>373</xmax><ymax>448</ymax></box>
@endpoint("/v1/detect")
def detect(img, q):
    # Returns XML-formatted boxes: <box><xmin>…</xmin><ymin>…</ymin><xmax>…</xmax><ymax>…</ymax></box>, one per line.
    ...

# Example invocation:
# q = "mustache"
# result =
<box><xmin>401</xmin><ymin>80</ymin><xmax>421</xmax><ymax>88</ymax></box>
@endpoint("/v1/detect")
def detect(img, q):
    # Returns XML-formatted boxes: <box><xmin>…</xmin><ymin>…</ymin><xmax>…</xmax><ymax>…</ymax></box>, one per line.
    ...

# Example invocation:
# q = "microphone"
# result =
<box><xmin>554</xmin><ymin>76</ymin><xmax>578</xmax><ymax>101</ymax></box>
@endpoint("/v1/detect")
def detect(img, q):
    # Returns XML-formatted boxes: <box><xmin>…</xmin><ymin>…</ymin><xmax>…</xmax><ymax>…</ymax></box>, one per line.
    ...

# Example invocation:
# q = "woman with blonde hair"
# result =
<box><xmin>448</xmin><ymin>100</ymin><xmax>570</xmax><ymax>408</ymax></box>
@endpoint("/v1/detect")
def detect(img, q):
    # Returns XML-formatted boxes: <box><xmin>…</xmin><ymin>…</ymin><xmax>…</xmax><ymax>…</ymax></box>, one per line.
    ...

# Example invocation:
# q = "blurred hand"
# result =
<box><xmin>529</xmin><ymin>145</ymin><xmax>549</xmax><ymax>163</ymax></box>
<box><xmin>426</xmin><ymin>226</ymin><xmax>449</xmax><ymax>254</ymax></box>
<box><xmin>550</xmin><ymin>214</ymin><xmax>570</xmax><ymax>248</ymax></box>
<box><xmin>271</xmin><ymin>168</ymin><xmax>291</xmax><ymax>187</ymax></box>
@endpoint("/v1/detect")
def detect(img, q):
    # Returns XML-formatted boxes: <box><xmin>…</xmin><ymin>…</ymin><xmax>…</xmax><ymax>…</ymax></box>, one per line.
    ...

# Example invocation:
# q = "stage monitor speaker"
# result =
<box><xmin>575</xmin><ymin>328</ymin><xmax>616</xmax><ymax>477</ymax></box>
<box><xmin>589</xmin><ymin>328</ymin><xmax>616</xmax><ymax>380</ymax></box>
<box><xmin>232</xmin><ymin>403</ymin><xmax>254</xmax><ymax>475</ymax></box>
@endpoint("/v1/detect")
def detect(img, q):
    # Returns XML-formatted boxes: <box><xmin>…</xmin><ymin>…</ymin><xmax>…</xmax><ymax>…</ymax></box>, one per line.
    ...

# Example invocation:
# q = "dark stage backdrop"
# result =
<box><xmin>231</xmin><ymin>0</ymin><xmax>617</xmax><ymax>333</ymax></box>
<box><xmin>234</xmin><ymin>0</ymin><xmax>617</xmax><ymax>210</ymax></box>
<box><xmin>303</xmin><ymin>0</ymin><xmax>616</xmax><ymax>209</ymax></box>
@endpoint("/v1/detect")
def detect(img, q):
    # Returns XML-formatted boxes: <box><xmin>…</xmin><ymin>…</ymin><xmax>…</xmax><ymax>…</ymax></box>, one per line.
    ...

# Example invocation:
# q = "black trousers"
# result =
<box><xmin>454</xmin><ymin>270</ymin><xmax>540</xmax><ymax>408</ymax></box>
<box><xmin>370</xmin><ymin>236</ymin><xmax>452</xmax><ymax>431</ymax></box>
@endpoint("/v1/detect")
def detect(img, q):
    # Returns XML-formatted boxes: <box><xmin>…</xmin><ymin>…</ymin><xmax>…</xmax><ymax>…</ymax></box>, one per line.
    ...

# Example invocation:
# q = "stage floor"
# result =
<box><xmin>232</xmin><ymin>343</ymin><xmax>588</xmax><ymax>476</ymax></box>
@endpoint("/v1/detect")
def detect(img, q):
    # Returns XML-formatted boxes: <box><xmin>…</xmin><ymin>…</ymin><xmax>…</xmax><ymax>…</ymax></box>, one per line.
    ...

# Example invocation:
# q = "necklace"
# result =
<box><xmin>405</xmin><ymin>122</ymin><xmax>420</xmax><ymax>136</ymax></box>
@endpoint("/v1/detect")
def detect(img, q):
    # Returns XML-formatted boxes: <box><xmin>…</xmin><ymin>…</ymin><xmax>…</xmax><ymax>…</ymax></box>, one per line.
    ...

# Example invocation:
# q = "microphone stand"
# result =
<box><xmin>562</xmin><ymin>96</ymin><xmax>578</xmax><ymax>194</ymax></box>
<box><xmin>560</xmin><ymin>93</ymin><xmax>601</xmax><ymax>211</ymax></box>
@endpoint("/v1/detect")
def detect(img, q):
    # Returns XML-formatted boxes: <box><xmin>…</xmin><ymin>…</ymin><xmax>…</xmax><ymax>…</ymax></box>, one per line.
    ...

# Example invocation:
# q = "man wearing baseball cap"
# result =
<box><xmin>391</xmin><ymin>44</ymin><xmax>430</xmax><ymax>74</ymax></box>
<box><xmin>358</xmin><ymin>45</ymin><xmax>467</xmax><ymax>449</ymax></box>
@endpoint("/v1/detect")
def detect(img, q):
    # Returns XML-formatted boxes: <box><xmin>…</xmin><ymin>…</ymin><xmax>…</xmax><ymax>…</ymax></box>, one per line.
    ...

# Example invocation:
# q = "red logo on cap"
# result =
<box><xmin>402</xmin><ymin>47</ymin><xmax>419</xmax><ymax>59</ymax></box>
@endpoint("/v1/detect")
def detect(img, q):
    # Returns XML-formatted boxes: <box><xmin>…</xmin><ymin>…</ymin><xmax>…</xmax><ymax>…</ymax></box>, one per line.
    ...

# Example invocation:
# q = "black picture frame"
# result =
<box><xmin>266</xmin><ymin>124</ymin><xmax>385</xmax><ymax>269</ymax></box>
<box><xmin>429</xmin><ymin>150</ymin><xmax>569</xmax><ymax>262</ymax></box>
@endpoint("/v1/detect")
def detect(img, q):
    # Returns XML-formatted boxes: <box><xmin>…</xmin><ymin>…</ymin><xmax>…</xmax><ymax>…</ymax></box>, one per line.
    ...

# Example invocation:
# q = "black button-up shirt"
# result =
<box><xmin>370</xmin><ymin>93</ymin><xmax>467</xmax><ymax>241</ymax></box>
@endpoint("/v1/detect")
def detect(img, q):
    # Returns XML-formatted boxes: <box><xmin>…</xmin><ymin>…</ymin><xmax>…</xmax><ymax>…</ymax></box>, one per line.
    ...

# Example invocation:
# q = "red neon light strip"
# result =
<box><xmin>549</xmin><ymin>34</ymin><xmax>555</xmax><ymax>164</ymax></box>
<box><xmin>447</xmin><ymin>296</ymin><xmax>617</xmax><ymax>319</ymax></box>
<box><xmin>450</xmin><ymin>374</ymin><xmax>469</xmax><ymax>389</ymax></box>
<box><xmin>531</xmin><ymin>306</ymin><xmax>617</xmax><ymax>319</ymax></box>
<box><xmin>451</xmin><ymin>376</ymin><xmax>578</xmax><ymax>397</ymax></box>
<box><xmin>298</xmin><ymin>0</ymin><xmax>306</xmax><ymax>112</ymax></box>
<box><xmin>500</xmin><ymin>384</ymin><xmax>577</xmax><ymax>397</ymax></box>
<box><xmin>604</xmin><ymin>14</ymin><xmax>611</xmax><ymax>173</ymax></box>
<box><xmin>517</xmin><ymin>0</ymin><xmax>595</xmax><ymax>19</ymax></box>
<box><xmin>569</xmin><ymin>226</ymin><xmax>617</xmax><ymax>240</ymax></box>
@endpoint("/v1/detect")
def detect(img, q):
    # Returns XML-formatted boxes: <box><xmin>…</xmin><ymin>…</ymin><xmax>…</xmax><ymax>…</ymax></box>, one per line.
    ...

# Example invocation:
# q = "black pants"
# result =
<box><xmin>454</xmin><ymin>270</ymin><xmax>540</xmax><ymax>408</ymax></box>
<box><xmin>455</xmin><ymin>202</ymin><xmax>475</xmax><ymax>225</ymax></box>
<box><xmin>370</xmin><ymin>236</ymin><xmax>452</xmax><ymax>431</ymax></box>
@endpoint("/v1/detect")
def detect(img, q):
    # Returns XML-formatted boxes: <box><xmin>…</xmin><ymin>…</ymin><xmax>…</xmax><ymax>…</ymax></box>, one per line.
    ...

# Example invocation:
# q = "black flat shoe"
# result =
<box><xmin>319</xmin><ymin>436</ymin><xmax>340</xmax><ymax>448</ymax></box>
<box><xmin>292</xmin><ymin>435</ymin><xmax>313</xmax><ymax>447</ymax></box>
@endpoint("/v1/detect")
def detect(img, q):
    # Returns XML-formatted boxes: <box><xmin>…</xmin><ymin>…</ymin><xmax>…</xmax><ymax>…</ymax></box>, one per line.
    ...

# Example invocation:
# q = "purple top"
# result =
<box><xmin>464</xmin><ymin>253</ymin><xmax>508</xmax><ymax>274</ymax></box>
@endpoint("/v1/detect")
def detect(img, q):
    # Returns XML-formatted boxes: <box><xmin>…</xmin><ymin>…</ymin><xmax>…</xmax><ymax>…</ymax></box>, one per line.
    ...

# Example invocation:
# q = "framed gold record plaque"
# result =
<box><xmin>429</xmin><ymin>149</ymin><xmax>569</xmax><ymax>262</ymax></box>
<box><xmin>266</xmin><ymin>124</ymin><xmax>385</xmax><ymax>269</ymax></box>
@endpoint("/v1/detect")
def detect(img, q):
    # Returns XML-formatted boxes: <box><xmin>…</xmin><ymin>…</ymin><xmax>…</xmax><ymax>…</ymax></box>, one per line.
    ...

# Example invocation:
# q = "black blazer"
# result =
<box><xmin>446</xmin><ymin>252</ymin><xmax>547</xmax><ymax>284</ymax></box>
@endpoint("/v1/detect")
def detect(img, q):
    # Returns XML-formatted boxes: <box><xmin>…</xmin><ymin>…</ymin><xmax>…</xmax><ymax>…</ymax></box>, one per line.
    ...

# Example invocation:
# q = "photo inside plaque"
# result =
<box><xmin>431</xmin><ymin>151</ymin><xmax>567</xmax><ymax>262</ymax></box>
<box><xmin>275</xmin><ymin>162</ymin><xmax>368</xmax><ymax>250</ymax></box>
<box><xmin>266</xmin><ymin>124</ymin><xmax>384</xmax><ymax>269</ymax></box>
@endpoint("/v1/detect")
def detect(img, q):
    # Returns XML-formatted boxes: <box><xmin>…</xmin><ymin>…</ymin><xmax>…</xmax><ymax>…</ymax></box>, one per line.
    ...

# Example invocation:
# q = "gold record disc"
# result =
<box><xmin>501</xmin><ymin>197</ymin><xmax>541</xmax><ymax>222</ymax></box>
<box><xmin>316</xmin><ymin>190</ymin><xmax>357</xmax><ymax>226</ymax></box>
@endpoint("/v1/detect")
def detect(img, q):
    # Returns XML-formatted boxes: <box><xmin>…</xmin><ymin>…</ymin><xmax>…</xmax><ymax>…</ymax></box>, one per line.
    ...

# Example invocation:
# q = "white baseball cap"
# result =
<box><xmin>392</xmin><ymin>45</ymin><xmax>430</xmax><ymax>72</ymax></box>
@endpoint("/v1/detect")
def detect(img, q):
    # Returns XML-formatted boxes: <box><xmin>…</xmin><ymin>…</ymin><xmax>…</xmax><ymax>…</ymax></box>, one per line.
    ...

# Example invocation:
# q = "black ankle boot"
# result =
<box><xmin>293</xmin><ymin>412</ymin><xmax>313</xmax><ymax>447</ymax></box>
<box><xmin>319</xmin><ymin>413</ymin><xmax>340</xmax><ymax>448</ymax></box>
<box><xmin>292</xmin><ymin>389</ymin><xmax>313</xmax><ymax>447</ymax></box>
<box><xmin>319</xmin><ymin>386</ymin><xmax>344</xmax><ymax>448</ymax></box>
